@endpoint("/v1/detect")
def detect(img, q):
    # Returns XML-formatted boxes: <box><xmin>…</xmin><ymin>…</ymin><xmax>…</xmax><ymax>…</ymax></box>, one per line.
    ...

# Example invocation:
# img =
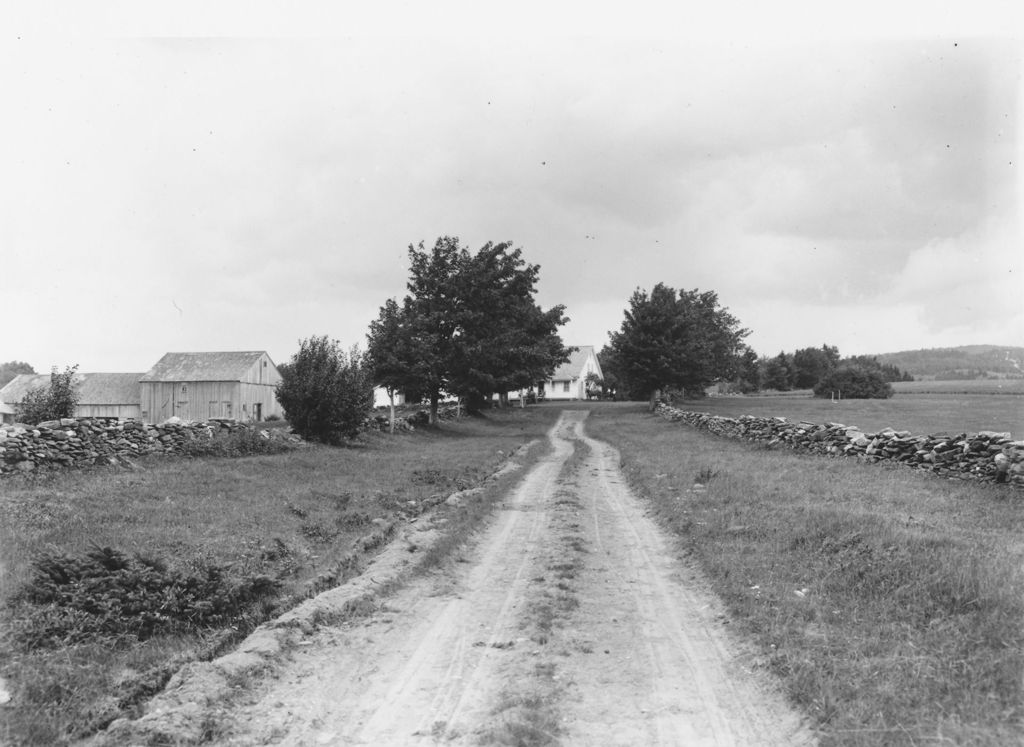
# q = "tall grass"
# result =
<box><xmin>588</xmin><ymin>404</ymin><xmax>1024</xmax><ymax>746</ymax></box>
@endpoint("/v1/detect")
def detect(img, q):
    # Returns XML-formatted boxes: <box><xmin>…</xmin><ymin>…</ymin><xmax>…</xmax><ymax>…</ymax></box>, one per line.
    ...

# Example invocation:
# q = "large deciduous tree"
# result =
<box><xmin>607</xmin><ymin>284</ymin><xmax>748</xmax><ymax>408</ymax></box>
<box><xmin>275</xmin><ymin>336</ymin><xmax>374</xmax><ymax>444</ymax></box>
<box><xmin>366</xmin><ymin>298</ymin><xmax>417</xmax><ymax>433</ymax></box>
<box><xmin>374</xmin><ymin>236</ymin><xmax>570</xmax><ymax>424</ymax></box>
<box><xmin>761</xmin><ymin>352</ymin><xmax>796</xmax><ymax>391</ymax></box>
<box><xmin>791</xmin><ymin>345</ymin><xmax>839</xmax><ymax>389</ymax></box>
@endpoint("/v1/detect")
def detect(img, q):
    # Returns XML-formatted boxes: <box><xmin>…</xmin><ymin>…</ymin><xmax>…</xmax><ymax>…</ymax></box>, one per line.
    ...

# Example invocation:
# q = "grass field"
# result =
<box><xmin>587</xmin><ymin>403</ymin><xmax>1024</xmax><ymax>746</ymax></box>
<box><xmin>0</xmin><ymin>408</ymin><xmax>560</xmax><ymax>746</ymax></box>
<box><xmin>675</xmin><ymin>391</ymin><xmax>1024</xmax><ymax>437</ymax></box>
<box><xmin>893</xmin><ymin>379</ymin><xmax>1024</xmax><ymax>395</ymax></box>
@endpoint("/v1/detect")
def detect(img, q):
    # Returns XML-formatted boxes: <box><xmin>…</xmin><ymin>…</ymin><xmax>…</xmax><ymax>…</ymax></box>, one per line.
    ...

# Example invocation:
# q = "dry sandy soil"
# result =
<box><xmin>212</xmin><ymin>410</ymin><xmax>814</xmax><ymax>746</ymax></box>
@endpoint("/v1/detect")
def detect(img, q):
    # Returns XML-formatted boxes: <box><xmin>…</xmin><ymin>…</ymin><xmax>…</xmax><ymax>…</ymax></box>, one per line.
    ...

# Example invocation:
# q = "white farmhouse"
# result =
<box><xmin>539</xmin><ymin>346</ymin><xmax>603</xmax><ymax>400</ymax></box>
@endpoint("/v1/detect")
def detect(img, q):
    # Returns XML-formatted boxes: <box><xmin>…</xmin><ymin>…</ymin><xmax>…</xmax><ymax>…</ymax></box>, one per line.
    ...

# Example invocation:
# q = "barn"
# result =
<box><xmin>0</xmin><ymin>372</ymin><xmax>143</xmax><ymax>421</ymax></box>
<box><xmin>139</xmin><ymin>351</ymin><xmax>283</xmax><ymax>423</ymax></box>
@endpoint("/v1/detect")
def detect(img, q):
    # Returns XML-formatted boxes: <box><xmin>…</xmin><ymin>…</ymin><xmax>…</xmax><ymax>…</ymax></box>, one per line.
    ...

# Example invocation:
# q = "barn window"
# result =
<box><xmin>181</xmin><ymin>384</ymin><xmax>187</xmax><ymax>394</ymax></box>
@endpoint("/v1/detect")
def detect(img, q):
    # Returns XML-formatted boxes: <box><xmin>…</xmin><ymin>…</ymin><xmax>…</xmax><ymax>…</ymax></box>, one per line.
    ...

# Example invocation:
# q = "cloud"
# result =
<box><xmin>1</xmin><ymin>34</ymin><xmax>1019</xmax><ymax>372</ymax></box>
<box><xmin>884</xmin><ymin>212</ymin><xmax>1023</xmax><ymax>334</ymax></box>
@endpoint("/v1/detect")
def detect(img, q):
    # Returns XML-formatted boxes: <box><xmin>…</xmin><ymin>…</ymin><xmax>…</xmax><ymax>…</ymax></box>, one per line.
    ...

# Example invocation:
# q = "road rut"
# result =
<box><xmin>218</xmin><ymin>410</ymin><xmax>813</xmax><ymax>745</ymax></box>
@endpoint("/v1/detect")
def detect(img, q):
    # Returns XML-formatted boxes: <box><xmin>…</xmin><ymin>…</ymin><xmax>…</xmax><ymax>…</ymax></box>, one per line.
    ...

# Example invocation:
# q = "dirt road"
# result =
<box><xmin>218</xmin><ymin>411</ymin><xmax>813</xmax><ymax>745</ymax></box>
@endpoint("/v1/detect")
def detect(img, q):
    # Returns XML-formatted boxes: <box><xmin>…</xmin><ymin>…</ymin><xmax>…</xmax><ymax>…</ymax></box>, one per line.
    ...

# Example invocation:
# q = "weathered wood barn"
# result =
<box><xmin>0</xmin><ymin>372</ymin><xmax>143</xmax><ymax>420</ymax></box>
<box><xmin>139</xmin><ymin>351</ymin><xmax>283</xmax><ymax>423</ymax></box>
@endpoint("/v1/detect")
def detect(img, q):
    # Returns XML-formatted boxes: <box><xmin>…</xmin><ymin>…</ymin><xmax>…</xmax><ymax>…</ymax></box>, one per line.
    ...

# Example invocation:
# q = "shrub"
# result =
<box><xmin>813</xmin><ymin>364</ymin><xmax>894</xmax><ymax>399</ymax></box>
<box><xmin>12</xmin><ymin>546</ymin><xmax>280</xmax><ymax>649</ymax></box>
<box><xmin>275</xmin><ymin>336</ymin><xmax>375</xmax><ymax>445</ymax></box>
<box><xmin>180</xmin><ymin>428</ymin><xmax>293</xmax><ymax>457</ymax></box>
<box><xmin>16</xmin><ymin>365</ymin><xmax>80</xmax><ymax>424</ymax></box>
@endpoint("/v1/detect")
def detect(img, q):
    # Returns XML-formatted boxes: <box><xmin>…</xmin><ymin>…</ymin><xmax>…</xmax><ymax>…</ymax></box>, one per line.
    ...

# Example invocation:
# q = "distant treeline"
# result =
<box><xmin>876</xmin><ymin>345</ymin><xmax>1024</xmax><ymax>379</ymax></box>
<box><xmin>732</xmin><ymin>346</ymin><xmax>912</xmax><ymax>395</ymax></box>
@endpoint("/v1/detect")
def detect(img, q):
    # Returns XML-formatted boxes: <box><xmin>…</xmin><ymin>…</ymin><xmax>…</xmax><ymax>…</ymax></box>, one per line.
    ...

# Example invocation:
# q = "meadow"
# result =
<box><xmin>679</xmin><ymin>387</ymin><xmax>1024</xmax><ymax>437</ymax></box>
<box><xmin>4</xmin><ymin>395</ymin><xmax>1022</xmax><ymax>747</ymax></box>
<box><xmin>588</xmin><ymin>403</ymin><xmax>1024</xmax><ymax>746</ymax></box>
<box><xmin>0</xmin><ymin>408</ymin><xmax>561</xmax><ymax>746</ymax></box>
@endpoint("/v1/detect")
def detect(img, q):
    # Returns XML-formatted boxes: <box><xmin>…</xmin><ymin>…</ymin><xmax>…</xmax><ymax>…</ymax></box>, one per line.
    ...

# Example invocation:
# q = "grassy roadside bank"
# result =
<box><xmin>587</xmin><ymin>404</ymin><xmax>1024</xmax><ymax>746</ymax></box>
<box><xmin>0</xmin><ymin>407</ymin><xmax>560</xmax><ymax>746</ymax></box>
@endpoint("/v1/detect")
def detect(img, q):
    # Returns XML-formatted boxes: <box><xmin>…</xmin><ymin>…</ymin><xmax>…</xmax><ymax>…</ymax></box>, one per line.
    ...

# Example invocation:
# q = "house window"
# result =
<box><xmin>563</xmin><ymin>381</ymin><xmax>570</xmax><ymax>393</ymax></box>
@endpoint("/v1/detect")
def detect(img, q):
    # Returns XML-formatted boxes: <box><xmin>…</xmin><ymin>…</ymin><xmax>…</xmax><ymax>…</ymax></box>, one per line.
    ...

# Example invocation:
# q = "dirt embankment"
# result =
<box><xmin>102</xmin><ymin>411</ymin><xmax>814</xmax><ymax>745</ymax></box>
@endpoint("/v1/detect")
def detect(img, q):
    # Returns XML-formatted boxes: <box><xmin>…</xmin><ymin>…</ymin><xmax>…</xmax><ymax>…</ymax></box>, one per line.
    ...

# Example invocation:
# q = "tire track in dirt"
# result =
<box><xmin>556</xmin><ymin>413</ymin><xmax>813</xmax><ymax>745</ymax></box>
<box><xmin>216</xmin><ymin>411</ymin><xmax>814</xmax><ymax>745</ymax></box>
<box><xmin>216</xmin><ymin>413</ymin><xmax>576</xmax><ymax>745</ymax></box>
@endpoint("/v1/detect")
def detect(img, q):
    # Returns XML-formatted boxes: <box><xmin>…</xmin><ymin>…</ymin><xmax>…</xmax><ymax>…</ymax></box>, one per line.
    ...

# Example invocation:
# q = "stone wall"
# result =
<box><xmin>0</xmin><ymin>417</ymin><xmax>296</xmax><ymax>476</ymax></box>
<box><xmin>654</xmin><ymin>403</ymin><xmax>1024</xmax><ymax>488</ymax></box>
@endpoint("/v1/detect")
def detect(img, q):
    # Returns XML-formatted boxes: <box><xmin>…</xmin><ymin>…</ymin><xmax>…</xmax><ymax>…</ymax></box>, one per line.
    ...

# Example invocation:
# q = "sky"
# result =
<box><xmin>2</xmin><ymin>3</ymin><xmax>1021</xmax><ymax>373</ymax></box>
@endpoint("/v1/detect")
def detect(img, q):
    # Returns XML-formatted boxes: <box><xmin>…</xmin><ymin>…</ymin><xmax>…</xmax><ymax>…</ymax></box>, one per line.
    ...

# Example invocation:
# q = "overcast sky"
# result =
<box><xmin>2</xmin><ymin>5</ymin><xmax>1021</xmax><ymax>373</ymax></box>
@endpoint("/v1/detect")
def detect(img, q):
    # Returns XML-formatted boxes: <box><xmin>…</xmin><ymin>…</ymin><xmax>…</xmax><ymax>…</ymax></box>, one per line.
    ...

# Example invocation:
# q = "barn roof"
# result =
<box><xmin>0</xmin><ymin>372</ymin><xmax>142</xmax><ymax>405</ymax></box>
<box><xmin>551</xmin><ymin>346</ymin><xmax>597</xmax><ymax>380</ymax></box>
<box><xmin>139</xmin><ymin>351</ymin><xmax>271</xmax><ymax>382</ymax></box>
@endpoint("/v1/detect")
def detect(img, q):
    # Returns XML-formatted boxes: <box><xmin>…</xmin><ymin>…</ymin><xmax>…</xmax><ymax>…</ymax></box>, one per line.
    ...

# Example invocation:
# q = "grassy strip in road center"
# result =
<box><xmin>483</xmin><ymin>428</ymin><xmax>592</xmax><ymax>746</ymax></box>
<box><xmin>586</xmin><ymin>404</ymin><xmax>1024</xmax><ymax>747</ymax></box>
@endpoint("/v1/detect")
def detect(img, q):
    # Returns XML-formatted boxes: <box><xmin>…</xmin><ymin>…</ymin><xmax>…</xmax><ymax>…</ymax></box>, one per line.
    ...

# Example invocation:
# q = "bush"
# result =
<box><xmin>275</xmin><ymin>337</ymin><xmax>374</xmax><ymax>445</ymax></box>
<box><xmin>17</xmin><ymin>365</ymin><xmax>79</xmax><ymax>424</ymax></box>
<box><xmin>12</xmin><ymin>546</ymin><xmax>279</xmax><ymax>649</ymax></box>
<box><xmin>814</xmin><ymin>364</ymin><xmax>894</xmax><ymax>399</ymax></box>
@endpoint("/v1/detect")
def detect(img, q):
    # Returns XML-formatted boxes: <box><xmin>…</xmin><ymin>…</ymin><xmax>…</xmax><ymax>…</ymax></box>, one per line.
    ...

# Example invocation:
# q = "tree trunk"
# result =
<box><xmin>499</xmin><ymin>391</ymin><xmax>509</xmax><ymax>408</ymax></box>
<box><xmin>388</xmin><ymin>390</ymin><xmax>395</xmax><ymax>434</ymax></box>
<box><xmin>648</xmin><ymin>389</ymin><xmax>660</xmax><ymax>412</ymax></box>
<box><xmin>430</xmin><ymin>393</ymin><xmax>439</xmax><ymax>425</ymax></box>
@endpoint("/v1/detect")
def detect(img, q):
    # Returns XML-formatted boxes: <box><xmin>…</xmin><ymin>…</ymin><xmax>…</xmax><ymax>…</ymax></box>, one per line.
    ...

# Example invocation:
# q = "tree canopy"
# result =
<box><xmin>606</xmin><ymin>284</ymin><xmax>748</xmax><ymax>406</ymax></box>
<box><xmin>814</xmin><ymin>364</ymin><xmax>894</xmax><ymax>399</ymax></box>
<box><xmin>367</xmin><ymin>236</ymin><xmax>570</xmax><ymax>423</ymax></box>
<box><xmin>0</xmin><ymin>360</ymin><xmax>35</xmax><ymax>388</ymax></box>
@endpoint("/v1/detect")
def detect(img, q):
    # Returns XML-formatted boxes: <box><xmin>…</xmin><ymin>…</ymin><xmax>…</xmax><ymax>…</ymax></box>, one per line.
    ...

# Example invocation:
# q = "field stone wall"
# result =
<box><xmin>0</xmin><ymin>417</ymin><xmax>296</xmax><ymax>476</ymax></box>
<box><xmin>654</xmin><ymin>403</ymin><xmax>1024</xmax><ymax>488</ymax></box>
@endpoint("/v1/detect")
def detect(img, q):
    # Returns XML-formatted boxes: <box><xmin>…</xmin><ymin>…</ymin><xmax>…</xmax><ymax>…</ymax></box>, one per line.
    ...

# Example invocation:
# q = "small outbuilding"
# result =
<box><xmin>139</xmin><ymin>351</ymin><xmax>283</xmax><ymax>423</ymax></box>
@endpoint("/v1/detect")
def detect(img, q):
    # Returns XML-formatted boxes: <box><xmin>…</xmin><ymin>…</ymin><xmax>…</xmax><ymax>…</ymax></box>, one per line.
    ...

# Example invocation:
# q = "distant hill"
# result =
<box><xmin>875</xmin><ymin>345</ymin><xmax>1024</xmax><ymax>379</ymax></box>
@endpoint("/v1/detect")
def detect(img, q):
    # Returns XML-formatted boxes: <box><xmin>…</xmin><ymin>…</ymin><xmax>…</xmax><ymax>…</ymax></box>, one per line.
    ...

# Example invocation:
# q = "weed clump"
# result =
<box><xmin>181</xmin><ymin>428</ymin><xmax>294</xmax><ymax>458</ymax></box>
<box><xmin>11</xmin><ymin>545</ymin><xmax>280</xmax><ymax>649</ymax></box>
